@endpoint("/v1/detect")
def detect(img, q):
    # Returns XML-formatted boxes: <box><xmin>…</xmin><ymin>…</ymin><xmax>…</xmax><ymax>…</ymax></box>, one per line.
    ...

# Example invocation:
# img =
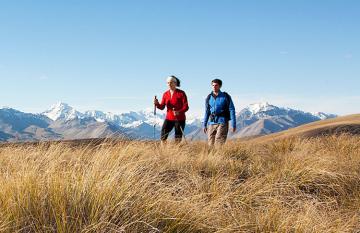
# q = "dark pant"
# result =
<box><xmin>161</xmin><ymin>119</ymin><xmax>186</xmax><ymax>142</ymax></box>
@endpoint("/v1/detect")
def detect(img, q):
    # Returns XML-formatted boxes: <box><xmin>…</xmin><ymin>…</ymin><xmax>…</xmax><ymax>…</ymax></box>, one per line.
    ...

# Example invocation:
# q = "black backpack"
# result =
<box><xmin>206</xmin><ymin>92</ymin><xmax>231</xmax><ymax>119</ymax></box>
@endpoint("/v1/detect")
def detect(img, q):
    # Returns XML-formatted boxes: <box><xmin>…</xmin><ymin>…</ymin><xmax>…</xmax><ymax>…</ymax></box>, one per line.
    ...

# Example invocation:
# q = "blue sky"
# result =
<box><xmin>0</xmin><ymin>0</ymin><xmax>359</xmax><ymax>116</ymax></box>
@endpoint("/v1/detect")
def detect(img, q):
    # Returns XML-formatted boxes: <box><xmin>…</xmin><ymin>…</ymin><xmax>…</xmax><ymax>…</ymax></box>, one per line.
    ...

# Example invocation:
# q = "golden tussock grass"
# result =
<box><xmin>0</xmin><ymin>135</ymin><xmax>360</xmax><ymax>232</ymax></box>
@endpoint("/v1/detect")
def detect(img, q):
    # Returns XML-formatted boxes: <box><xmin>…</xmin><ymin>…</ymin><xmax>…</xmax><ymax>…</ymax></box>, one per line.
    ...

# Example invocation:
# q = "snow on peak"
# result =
<box><xmin>141</xmin><ymin>108</ymin><xmax>156</xmax><ymax>116</ymax></box>
<box><xmin>136</xmin><ymin>108</ymin><xmax>164</xmax><ymax>127</ymax></box>
<box><xmin>247</xmin><ymin>102</ymin><xmax>276</xmax><ymax>114</ymax></box>
<box><xmin>82</xmin><ymin>107</ymin><xmax>164</xmax><ymax>128</ymax></box>
<box><xmin>43</xmin><ymin>102</ymin><xmax>83</xmax><ymax>121</ymax></box>
<box><xmin>244</xmin><ymin>102</ymin><xmax>336</xmax><ymax>120</ymax></box>
<box><xmin>312</xmin><ymin>112</ymin><xmax>337</xmax><ymax>120</ymax></box>
<box><xmin>84</xmin><ymin>110</ymin><xmax>118</xmax><ymax>122</ymax></box>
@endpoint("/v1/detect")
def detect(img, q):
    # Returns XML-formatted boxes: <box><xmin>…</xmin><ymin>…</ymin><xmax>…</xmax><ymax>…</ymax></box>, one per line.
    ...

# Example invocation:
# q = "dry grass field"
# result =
<box><xmin>1</xmin><ymin>117</ymin><xmax>360</xmax><ymax>232</ymax></box>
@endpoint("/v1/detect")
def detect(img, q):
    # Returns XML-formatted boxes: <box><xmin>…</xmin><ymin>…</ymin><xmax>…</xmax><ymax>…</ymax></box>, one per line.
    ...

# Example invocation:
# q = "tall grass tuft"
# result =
<box><xmin>0</xmin><ymin>135</ymin><xmax>360</xmax><ymax>232</ymax></box>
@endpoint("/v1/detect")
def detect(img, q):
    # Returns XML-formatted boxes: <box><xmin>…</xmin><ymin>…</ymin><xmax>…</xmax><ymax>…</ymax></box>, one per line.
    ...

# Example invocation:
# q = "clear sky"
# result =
<box><xmin>0</xmin><ymin>0</ymin><xmax>359</xmax><ymax>116</ymax></box>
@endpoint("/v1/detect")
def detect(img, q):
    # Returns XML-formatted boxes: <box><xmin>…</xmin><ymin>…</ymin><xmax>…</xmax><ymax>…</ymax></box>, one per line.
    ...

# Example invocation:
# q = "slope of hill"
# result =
<box><xmin>252</xmin><ymin>114</ymin><xmax>360</xmax><ymax>142</ymax></box>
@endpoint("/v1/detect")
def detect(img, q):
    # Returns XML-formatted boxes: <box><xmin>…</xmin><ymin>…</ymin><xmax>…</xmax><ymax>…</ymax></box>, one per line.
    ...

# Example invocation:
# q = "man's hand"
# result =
<box><xmin>231</xmin><ymin>127</ymin><xmax>236</xmax><ymax>133</ymax></box>
<box><xmin>203</xmin><ymin>127</ymin><xmax>208</xmax><ymax>134</ymax></box>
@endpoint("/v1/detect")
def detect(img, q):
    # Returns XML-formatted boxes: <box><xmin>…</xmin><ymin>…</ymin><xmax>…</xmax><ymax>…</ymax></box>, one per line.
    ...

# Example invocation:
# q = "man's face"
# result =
<box><xmin>212</xmin><ymin>82</ymin><xmax>221</xmax><ymax>92</ymax></box>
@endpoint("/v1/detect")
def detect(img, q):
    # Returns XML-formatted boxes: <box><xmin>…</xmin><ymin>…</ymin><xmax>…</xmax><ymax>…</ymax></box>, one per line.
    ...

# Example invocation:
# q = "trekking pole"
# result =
<box><xmin>153</xmin><ymin>95</ymin><xmax>157</xmax><ymax>140</ymax></box>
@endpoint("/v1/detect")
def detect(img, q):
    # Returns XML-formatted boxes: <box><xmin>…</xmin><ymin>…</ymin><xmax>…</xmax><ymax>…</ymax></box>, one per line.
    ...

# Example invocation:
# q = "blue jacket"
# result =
<box><xmin>203</xmin><ymin>91</ymin><xmax>236</xmax><ymax>129</ymax></box>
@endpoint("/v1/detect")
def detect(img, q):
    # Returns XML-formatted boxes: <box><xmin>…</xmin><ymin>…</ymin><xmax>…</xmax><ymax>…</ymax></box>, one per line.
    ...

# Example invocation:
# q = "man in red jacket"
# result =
<box><xmin>154</xmin><ymin>76</ymin><xmax>189</xmax><ymax>143</ymax></box>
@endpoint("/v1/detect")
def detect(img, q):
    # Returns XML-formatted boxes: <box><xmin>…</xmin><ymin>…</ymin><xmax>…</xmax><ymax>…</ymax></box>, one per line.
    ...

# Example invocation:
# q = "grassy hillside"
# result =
<box><xmin>0</xmin><ymin>134</ymin><xmax>360</xmax><ymax>232</ymax></box>
<box><xmin>252</xmin><ymin>114</ymin><xmax>360</xmax><ymax>143</ymax></box>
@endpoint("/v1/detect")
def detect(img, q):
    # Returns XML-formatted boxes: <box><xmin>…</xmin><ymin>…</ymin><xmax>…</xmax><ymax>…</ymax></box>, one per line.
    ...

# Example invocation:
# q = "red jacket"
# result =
<box><xmin>156</xmin><ymin>89</ymin><xmax>189</xmax><ymax>121</ymax></box>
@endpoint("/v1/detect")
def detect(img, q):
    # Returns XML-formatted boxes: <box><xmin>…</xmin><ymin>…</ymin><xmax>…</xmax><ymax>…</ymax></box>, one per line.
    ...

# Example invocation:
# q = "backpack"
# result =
<box><xmin>206</xmin><ymin>92</ymin><xmax>231</xmax><ymax>120</ymax></box>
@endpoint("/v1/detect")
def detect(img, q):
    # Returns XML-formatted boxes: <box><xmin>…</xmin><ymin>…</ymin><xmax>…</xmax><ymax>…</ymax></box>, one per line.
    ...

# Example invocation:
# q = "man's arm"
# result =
<box><xmin>228</xmin><ymin>95</ymin><xmax>236</xmax><ymax>131</ymax></box>
<box><xmin>203</xmin><ymin>96</ymin><xmax>210</xmax><ymax>133</ymax></box>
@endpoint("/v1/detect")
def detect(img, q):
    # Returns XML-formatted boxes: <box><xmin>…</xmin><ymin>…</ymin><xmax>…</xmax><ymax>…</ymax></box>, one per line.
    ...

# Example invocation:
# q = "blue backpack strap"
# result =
<box><xmin>223</xmin><ymin>92</ymin><xmax>230</xmax><ymax>106</ymax></box>
<box><xmin>206</xmin><ymin>93</ymin><xmax>212</xmax><ymax>112</ymax></box>
<box><xmin>222</xmin><ymin>92</ymin><xmax>231</xmax><ymax>119</ymax></box>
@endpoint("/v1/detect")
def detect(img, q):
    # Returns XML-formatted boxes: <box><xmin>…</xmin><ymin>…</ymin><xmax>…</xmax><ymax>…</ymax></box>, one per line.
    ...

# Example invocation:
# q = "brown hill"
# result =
<box><xmin>252</xmin><ymin>114</ymin><xmax>360</xmax><ymax>143</ymax></box>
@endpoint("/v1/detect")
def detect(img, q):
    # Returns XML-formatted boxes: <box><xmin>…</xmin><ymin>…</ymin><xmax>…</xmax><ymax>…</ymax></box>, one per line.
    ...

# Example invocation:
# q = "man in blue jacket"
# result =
<box><xmin>203</xmin><ymin>79</ymin><xmax>236</xmax><ymax>147</ymax></box>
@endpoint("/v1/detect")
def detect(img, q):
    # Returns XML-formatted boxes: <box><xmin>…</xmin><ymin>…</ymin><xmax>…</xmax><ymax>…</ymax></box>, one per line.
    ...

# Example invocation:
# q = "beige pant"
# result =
<box><xmin>207</xmin><ymin>123</ymin><xmax>229</xmax><ymax>147</ymax></box>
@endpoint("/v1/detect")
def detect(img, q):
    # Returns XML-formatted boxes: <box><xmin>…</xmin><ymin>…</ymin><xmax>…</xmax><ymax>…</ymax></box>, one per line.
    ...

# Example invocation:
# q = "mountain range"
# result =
<box><xmin>0</xmin><ymin>102</ymin><xmax>337</xmax><ymax>142</ymax></box>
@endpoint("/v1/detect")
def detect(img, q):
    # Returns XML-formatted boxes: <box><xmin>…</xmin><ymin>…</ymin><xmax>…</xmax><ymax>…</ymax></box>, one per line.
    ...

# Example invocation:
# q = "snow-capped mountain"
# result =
<box><xmin>246</xmin><ymin>102</ymin><xmax>276</xmax><ymax>115</ymax></box>
<box><xmin>0</xmin><ymin>102</ymin><xmax>337</xmax><ymax>142</ymax></box>
<box><xmin>186</xmin><ymin>102</ymin><xmax>338</xmax><ymax>140</ymax></box>
<box><xmin>312</xmin><ymin>112</ymin><xmax>338</xmax><ymax>120</ymax></box>
<box><xmin>238</xmin><ymin>102</ymin><xmax>327</xmax><ymax>120</ymax></box>
<box><xmin>43</xmin><ymin>102</ymin><xmax>84</xmax><ymax>121</ymax></box>
<box><xmin>43</xmin><ymin>103</ymin><xmax>165</xmax><ymax>129</ymax></box>
<box><xmin>40</xmin><ymin>103</ymin><xmax>166</xmax><ymax>140</ymax></box>
<box><xmin>230</xmin><ymin>102</ymin><xmax>337</xmax><ymax>138</ymax></box>
<box><xmin>86</xmin><ymin>108</ymin><xmax>165</xmax><ymax>128</ymax></box>
<box><xmin>0</xmin><ymin>107</ymin><xmax>58</xmax><ymax>141</ymax></box>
